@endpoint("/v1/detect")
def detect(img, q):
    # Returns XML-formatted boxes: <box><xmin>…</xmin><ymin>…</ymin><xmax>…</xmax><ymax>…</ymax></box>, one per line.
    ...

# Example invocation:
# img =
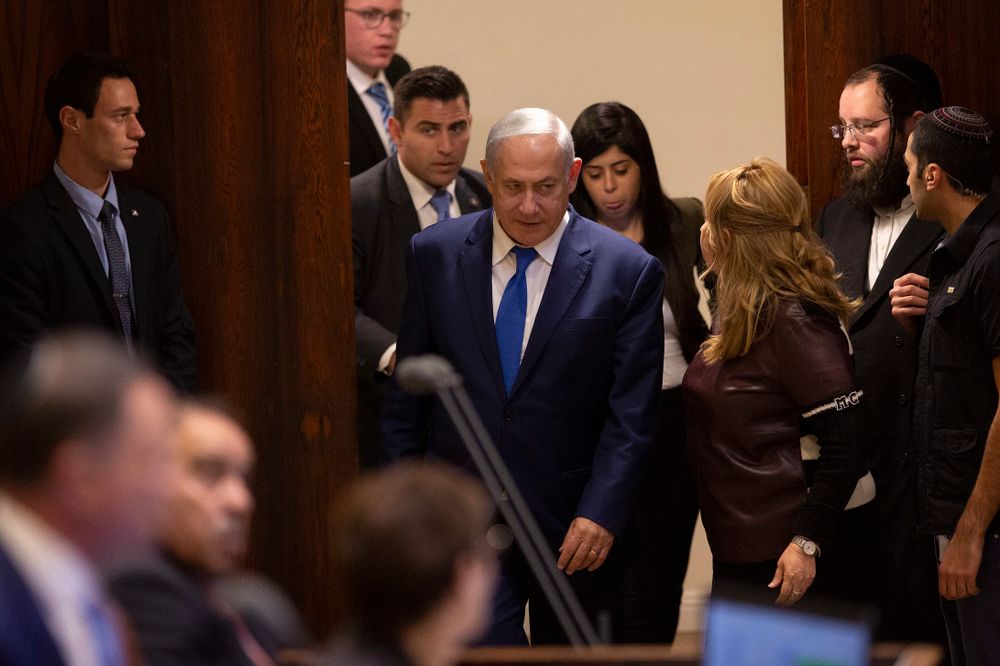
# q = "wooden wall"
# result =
<box><xmin>784</xmin><ymin>0</ymin><xmax>1000</xmax><ymax>216</ymax></box>
<box><xmin>1</xmin><ymin>0</ymin><xmax>356</xmax><ymax>636</ymax></box>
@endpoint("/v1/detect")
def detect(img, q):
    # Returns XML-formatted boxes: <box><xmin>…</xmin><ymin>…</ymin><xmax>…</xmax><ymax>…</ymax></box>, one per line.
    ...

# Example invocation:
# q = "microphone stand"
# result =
<box><xmin>397</xmin><ymin>355</ymin><xmax>602</xmax><ymax>647</ymax></box>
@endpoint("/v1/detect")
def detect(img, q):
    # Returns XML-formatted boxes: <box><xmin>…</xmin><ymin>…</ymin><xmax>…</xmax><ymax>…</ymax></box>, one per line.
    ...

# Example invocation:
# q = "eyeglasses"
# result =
<box><xmin>830</xmin><ymin>117</ymin><xmax>890</xmax><ymax>140</ymax></box>
<box><xmin>345</xmin><ymin>7</ymin><xmax>411</xmax><ymax>29</ymax></box>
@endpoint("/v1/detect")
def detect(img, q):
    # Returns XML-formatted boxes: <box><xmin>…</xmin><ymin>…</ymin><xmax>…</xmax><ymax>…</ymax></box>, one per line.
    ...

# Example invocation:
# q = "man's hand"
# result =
<box><xmin>768</xmin><ymin>542</ymin><xmax>816</xmax><ymax>606</ymax></box>
<box><xmin>939</xmin><ymin>531</ymin><xmax>984</xmax><ymax>600</ymax></box>
<box><xmin>557</xmin><ymin>517</ymin><xmax>614</xmax><ymax>575</ymax></box>
<box><xmin>890</xmin><ymin>273</ymin><xmax>930</xmax><ymax>332</ymax></box>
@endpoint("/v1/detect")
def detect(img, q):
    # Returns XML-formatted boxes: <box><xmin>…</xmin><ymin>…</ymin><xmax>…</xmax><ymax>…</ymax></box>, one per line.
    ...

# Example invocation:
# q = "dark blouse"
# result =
<box><xmin>682</xmin><ymin>297</ymin><xmax>863</xmax><ymax>563</ymax></box>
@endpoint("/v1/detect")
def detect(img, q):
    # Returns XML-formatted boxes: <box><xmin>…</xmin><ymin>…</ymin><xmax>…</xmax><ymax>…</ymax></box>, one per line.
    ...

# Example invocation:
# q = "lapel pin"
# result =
<box><xmin>131</xmin><ymin>209</ymin><xmax>139</xmax><ymax>217</ymax></box>
<box><xmin>470</xmin><ymin>196</ymin><xmax>480</xmax><ymax>208</ymax></box>
<box><xmin>947</xmin><ymin>286</ymin><xmax>955</xmax><ymax>294</ymax></box>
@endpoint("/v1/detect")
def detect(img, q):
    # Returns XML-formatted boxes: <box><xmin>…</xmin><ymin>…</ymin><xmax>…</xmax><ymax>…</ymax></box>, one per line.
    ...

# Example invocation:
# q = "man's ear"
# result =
<box><xmin>480</xmin><ymin>159</ymin><xmax>494</xmax><ymax>192</ymax></box>
<box><xmin>567</xmin><ymin>157</ymin><xmax>583</xmax><ymax>194</ymax></box>
<box><xmin>924</xmin><ymin>163</ymin><xmax>944</xmax><ymax>191</ymax></box>
<box><xmin>59</xmin><ymin>105</ymin><xmax>82</xmax><ymax>134</ymax></box>
<box><xmin>388</xmin><ymin>116</ymin><xmax>402</xmax><ymax>146</ymax></box>
<box><xmin>902</xmin><ymin>110</ymin><xmax>925</xmax><ymax>137</ymax></box>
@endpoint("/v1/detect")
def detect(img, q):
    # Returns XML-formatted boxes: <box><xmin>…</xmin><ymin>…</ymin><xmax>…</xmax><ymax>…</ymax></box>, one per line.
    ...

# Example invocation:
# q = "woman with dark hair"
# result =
<box><xmin>570</xmin><ymin>101</ymin><xmax>708</xmax><ymax>643</ymax></box>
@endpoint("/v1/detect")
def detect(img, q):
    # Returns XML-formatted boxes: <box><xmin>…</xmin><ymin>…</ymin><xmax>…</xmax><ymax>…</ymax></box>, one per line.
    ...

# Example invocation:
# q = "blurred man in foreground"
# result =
<box><xmin>0</xmin><ymin>331</ymin><xmax>177</xmax><ymax>665</ymax></box>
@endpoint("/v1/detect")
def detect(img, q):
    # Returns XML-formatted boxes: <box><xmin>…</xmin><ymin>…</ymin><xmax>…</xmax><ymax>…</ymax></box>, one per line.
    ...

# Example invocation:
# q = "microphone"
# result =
<box><xmin>395</xmin><ymin>354</ymin><xmax>462</xmax><ymax>395</ymax></box>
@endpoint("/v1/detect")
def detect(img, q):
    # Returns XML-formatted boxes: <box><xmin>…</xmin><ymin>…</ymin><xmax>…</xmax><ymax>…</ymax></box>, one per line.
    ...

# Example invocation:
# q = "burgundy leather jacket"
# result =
<box><xmin>682</xmin><ymin>298</ymin><xmax>863</xmax><ymax>563</ymax></box>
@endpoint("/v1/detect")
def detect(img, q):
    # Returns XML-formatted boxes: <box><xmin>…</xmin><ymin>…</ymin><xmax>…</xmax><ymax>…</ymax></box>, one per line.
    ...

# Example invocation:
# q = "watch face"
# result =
<box><xmin>795</xmin><ymin>537</ymin><xmax>816</xmax><ymax>556</ymax></box>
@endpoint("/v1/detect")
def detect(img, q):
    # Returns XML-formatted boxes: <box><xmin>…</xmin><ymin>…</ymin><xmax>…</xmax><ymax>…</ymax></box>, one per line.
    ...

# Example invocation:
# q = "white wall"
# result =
<box><xmin>399</xmin><ymin>0</ymin><xmax>786</xmax><ymax>198</ymax></box>
<box><xmin>398</xmin><ymin>0</ymin><xmax>787</xmax><ymax>632</ymax></box>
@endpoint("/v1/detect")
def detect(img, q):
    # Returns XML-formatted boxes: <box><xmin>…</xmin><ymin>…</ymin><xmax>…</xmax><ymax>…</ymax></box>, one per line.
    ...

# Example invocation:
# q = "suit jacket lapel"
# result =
<box><xmin>117</xmin><ymin>187</ymin><xmax>149</xmax><ymax>338</ymax></box>
<box><xmin>835</xmin><ymin>209</ymin><xmax>873</xmax><ymax>301</ymax></box>
<box><xmin>458</xmin><ymin>210</ymin><xmax>507</xmax><ymax>399</ymax></box>
<box><xmin>44</xmin><ymin>174</ymin><xmax>117</xmax><ymax>320</ymax></box>
<box><xmin>455</xmin><ymin>173</ymin><xmax>485</xmax><ymax>215</ymax></box>
<box><xmin>855</xmin><ymin>214</ymin><xmax>943</xmax><ymax>324</ymax></box>
<box><xmin>385</xmin><ymin>157</ymin><xmax>422</xmax><ymax>254</ymax></box>
<box><xmin>347</xmin><ymin>84</ymin><xmax>386</xmax><ymax>162</ymax></box>
<box><xmin>515</xmin><ymin>213</ymin><xmax>592</xmax><ymax>395</ymax></box>
<box><xmin>0</xmin><ymin>542</ymin><xmax>66</xmax><ymax>666</ymax></box>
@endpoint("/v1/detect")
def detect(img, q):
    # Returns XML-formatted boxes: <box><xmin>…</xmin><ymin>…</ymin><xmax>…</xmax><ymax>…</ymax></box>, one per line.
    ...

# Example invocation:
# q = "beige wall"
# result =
<box><xmin>398</xmin><ymin>0</ymin><xmax>786</xmax><ymax>632</ymax></box>
<box><xmin>400</xmin><ymin>0</ymin><xmax>786</xmax><ymax>198</ymax></box>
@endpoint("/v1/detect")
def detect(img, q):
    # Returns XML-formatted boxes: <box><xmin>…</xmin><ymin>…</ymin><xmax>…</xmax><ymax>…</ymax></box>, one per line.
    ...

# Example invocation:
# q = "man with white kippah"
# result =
<box><xmin>891</xmin><ymin>106</ymin><xmax>1000</xmax><ymax>663</ymax></box>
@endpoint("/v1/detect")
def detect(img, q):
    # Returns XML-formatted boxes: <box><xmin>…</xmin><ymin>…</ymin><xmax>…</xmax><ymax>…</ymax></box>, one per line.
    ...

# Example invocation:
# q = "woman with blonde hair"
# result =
<box><xmin>682</xmin><ymin>158</ymin><xmax>867</xmax><ymax>605</ymax></box>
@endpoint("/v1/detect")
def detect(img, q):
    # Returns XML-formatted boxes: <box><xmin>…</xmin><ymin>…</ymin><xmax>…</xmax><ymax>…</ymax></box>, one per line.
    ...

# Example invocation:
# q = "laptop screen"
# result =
<box><xmin>704</xmin><ymin>594</ymin><xmax>872</xmax><ymax>666</ymax></box>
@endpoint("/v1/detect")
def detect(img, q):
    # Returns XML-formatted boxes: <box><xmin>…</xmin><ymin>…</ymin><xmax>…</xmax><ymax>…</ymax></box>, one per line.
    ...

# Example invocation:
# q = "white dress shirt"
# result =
<box><xmin>0</xmin><ymin>494</ymin><xmax>117</xmax><ymax>666</ymax></box>
<box><xmin>491</xmin><ymin>211</ymin><xmax>569</xmax><ymax>361</ymax></box>
<box><xmin>868</xmin><ymin>194</ymin><xmax>915</xmax><ymax>290</ymax></box>
<box><xmin>346</xmin><ymin>59</ymin><xmax>394</xmax><ymax>154</ymax></box>
<box><xmin>661</xmin><ymin>299</ymin><xmax>688</xmax><ymax>390</ymax></box>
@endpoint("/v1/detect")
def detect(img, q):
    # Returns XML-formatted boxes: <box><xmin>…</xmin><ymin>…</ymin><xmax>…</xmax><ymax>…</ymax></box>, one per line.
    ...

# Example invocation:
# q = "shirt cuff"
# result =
<box><xmin>378</xmin><ymin>343</ymin><xmax>397</xmax><ymax>375</ymax></box>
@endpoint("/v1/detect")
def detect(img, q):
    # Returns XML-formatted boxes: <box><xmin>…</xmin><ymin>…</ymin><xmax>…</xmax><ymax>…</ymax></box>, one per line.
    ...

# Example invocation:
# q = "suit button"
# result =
<box><xmin>898</xmin><ymin>394</ymin><xmax>908</xmax><ymax>406</ymax></box>
<box><xmin>503</xmin><ymin>409</ymin><xmax>513</xmax><ymax>421</ymax></box>
<box><xmin>894</xmin><ymin>335</ymin><xmax>904</xmax><ymax>347</ymax></box>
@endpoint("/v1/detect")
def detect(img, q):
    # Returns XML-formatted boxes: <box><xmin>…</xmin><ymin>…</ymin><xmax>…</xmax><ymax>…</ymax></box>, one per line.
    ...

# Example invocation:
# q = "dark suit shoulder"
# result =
<box><xmin>385</xmin><ymin>53</ymin><xmax>411</xmax><ymax>86</ymax></box>
<box><xmin>456</xmin><ymin>168</ymin><xmax>491</xmax><ymax>210</ymax></box>
<box><xmin>108</xmin><ymin>554</ymin><xmax>249</xmax><ymax>666</ymax></box>
<box><xmin>350</xmin><ymin>158</ymin><xmax>392</xmax><ymax>206</ymax></box>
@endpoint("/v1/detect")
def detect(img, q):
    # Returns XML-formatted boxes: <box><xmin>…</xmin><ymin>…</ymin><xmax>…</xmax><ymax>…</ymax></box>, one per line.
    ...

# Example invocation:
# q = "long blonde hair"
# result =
<box><xmin>700</xmin><ymin>158</ymin><xmax>857</xmax><ymax>363</ymax></box>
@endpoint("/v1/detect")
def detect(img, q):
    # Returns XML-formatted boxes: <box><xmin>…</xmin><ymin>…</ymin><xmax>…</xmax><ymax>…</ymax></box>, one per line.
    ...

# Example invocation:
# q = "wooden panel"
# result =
<box><xmin>107</xmin><ymin>0</ymin><xmax>357</xmax><ymax>636</ymax></box>
<box><xmin>0</xmin><ymin>0</ymin><xmax>109</xmax><ymax>207</ymax></box>
<box><xmin>785</xmin><ymin>0</ymin><xmax>1000</xmax><ymax>217</ymax></box>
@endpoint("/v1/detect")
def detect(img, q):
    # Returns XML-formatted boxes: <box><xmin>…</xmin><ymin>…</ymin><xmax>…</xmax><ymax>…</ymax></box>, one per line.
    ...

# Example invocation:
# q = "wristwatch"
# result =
<box><xmin>792</xmin><ymin>535</ymin><xmax>821</xmax><ymax>557</ymax></box>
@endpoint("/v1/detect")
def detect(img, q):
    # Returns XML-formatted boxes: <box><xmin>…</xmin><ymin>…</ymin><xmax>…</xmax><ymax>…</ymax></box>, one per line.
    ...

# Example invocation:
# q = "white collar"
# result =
<box><xmin>491</xmin><ymin>210</ymin><xmax>569</xmax><ymax>267</ymax></box>
<box><xmin>0</xmin><ymin>493</ymin><xmax>104</xmax><ymax>611</ymax></box>
<box><xmin>397</xmin><ymin>157</ymin><xmax>458</xmax><ymax>211</ymax></box>
<box><xmin>346</xmin><ymin>59</ymin><xmax>391</xmax><ymax>97</ymax></box>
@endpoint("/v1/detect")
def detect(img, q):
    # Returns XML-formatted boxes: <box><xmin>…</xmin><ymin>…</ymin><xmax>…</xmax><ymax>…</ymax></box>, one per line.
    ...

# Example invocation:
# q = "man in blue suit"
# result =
<box><xmin>0</xmin><ymin>332</ymin><xmax>178</xmax><ymax>665</ymax></box>
<box><xmin>382</xmin><ymin>108</ymin><xmax>664</xmax><ymax>644</ymax></box>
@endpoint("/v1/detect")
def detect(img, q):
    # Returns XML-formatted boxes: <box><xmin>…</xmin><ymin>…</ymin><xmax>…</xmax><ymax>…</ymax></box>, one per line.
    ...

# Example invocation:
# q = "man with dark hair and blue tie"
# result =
<box><xmin>352</xmin><ymin>65</ymin><xmax>490</xmax><ymax>469</ymax></box>
<box><xmin>0</xmin><ymin>52</ymin><xmax>196</xmax><ymax>392</ymax></box>
<box><xmin>382</xmin><ymin>108</ymin><xmax>663</xmax><ymax>644</ymax></box>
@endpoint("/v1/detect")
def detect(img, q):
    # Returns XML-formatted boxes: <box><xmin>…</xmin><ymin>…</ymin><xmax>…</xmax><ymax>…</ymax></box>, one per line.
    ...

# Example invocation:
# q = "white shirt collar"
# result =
<box><xmin>346</xmin><ymin>59</ymin><xmax>391</xmax><ymax>97</ymax></box>
<box><xmin>0</xmin><ymin>493</ymin><xmax>104</xmax><ymax>615</ymax></box>
<box><xmin>491</xmin><ymin>210</ymin><xmax>569</xmax><ymax>267</ymax></box>
<box><xmin>397</xmin><ymin>157</ymin><xmax>458</xmax><ymax>212</ymax></box>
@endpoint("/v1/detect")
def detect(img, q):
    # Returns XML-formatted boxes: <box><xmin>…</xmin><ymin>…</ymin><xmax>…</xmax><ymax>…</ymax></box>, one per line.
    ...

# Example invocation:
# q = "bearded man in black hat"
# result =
<box><xmin>890</xmin><ymin>106</ymin><xmax>999</xmax><ymax>664</ymax></box>
<box><xmin>812</xmin><ymin>55</ymin><xmax>948</xmax><ymax>645</ymax></box>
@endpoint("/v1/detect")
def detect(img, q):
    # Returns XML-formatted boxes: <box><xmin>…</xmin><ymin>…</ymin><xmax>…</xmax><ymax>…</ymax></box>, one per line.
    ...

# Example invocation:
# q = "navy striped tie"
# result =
<box><xmin>366</xmin><ymin>82</ymin><xmax>396</xmax><ymax>153</ymax></box>
<box><xmin>98</xmin><ymin>201</ymin><xmax>134</xmax><ymax>355</ymax></box>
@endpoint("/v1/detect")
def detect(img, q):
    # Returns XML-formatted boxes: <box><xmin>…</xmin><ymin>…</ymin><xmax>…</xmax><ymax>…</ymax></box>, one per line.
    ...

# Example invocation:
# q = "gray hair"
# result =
<box><xmin>484</xmin><ymin>108</ymin><xmax>575</xmax><ymax>174</ymax></box>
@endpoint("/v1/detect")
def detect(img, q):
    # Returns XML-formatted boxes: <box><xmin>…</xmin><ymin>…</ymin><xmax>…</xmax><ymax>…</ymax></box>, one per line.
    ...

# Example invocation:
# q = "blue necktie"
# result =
<box><xmin>430</xmin><ymin>189</ymin><xmax>452</xmax><ymax>222</ymax></box>
<box><xmin>85</xmin><ymin>600</ymin><xmax>125</xmax><ymax>666</ymax></box>
<box><xmin>496</xmin><ymin>247</ymin><xmax>537</xmax><ymax>395</ymax></box>
<box><xmin>366</xmin><ymin>82</ymin><xmax>396</xmax><ymax>153</ymax></box>
<box><xmin>98</xmin><ymin>201</ymin><xmax>134</xmax><ymax>355</ymax></box>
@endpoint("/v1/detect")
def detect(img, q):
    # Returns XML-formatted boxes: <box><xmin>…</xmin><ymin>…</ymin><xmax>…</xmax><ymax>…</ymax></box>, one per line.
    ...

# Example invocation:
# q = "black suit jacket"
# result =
<box><xmin>0</xmin><ymin>171</ymin><xmax>196</xmax><ymax>391</ymax></box>
<box><xmin>352</xmin><ymin>155</ymin><xmax>490</xmax><ymax>468</ymax></box>
<box><xmin>0</xmin><ymin>541</ymin><xmax>65</xmax><ymax>666</ymax></box>
<box><xmin>347</xmin><ymin>54</ymin><xmax>411</xmax><ymax>177</ymax></box>
<box><xmin>815</xmin><ymin>198</ymin><xmax>943</xmax><ymax>493</ymax></box>
<box><xmin>107</xmin><ymin>553</ymin><xmax>274</xmax><ymax>666</ymax></box>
